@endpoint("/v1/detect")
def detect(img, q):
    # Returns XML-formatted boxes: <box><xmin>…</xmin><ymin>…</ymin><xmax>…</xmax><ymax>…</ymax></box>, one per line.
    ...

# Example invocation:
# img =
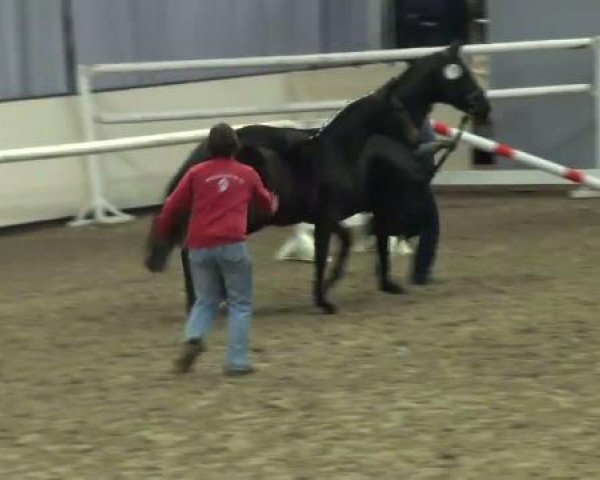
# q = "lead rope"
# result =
<box><xmin>430</xmin><ymin>114</ymin><xmax>470</xmax><ymax>178</ymax></box>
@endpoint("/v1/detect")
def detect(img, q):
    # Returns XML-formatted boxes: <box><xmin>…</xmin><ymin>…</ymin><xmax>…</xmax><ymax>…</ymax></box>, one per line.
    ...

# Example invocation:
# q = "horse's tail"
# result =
<box><xmin>147</xmin><ymin>138</ymin><xmax>208</xmax><ymax>266</ymax></box>
<box><xmin>144</xmin><ymin>215</ymin><xmax>178</xmax><ymax>272</ymax></box>
<box><xmin>165</xmin><ymin>141</ymin><xmax>209</xmax><ymax>196</ymax></box>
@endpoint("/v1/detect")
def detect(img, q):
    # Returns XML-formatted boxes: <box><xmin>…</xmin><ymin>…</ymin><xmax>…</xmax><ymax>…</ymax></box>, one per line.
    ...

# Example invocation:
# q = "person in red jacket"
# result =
<box><xmin>151</xmin><ymin>123</ymin><xmax>278</xmax><ymax>375</ymax></box>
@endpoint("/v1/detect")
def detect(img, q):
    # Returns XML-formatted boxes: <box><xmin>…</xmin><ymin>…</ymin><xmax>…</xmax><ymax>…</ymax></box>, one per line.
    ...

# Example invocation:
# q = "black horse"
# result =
<box><xmin>147</xmin><ymin>43</ymin><xmax>490</xmax><ymax>314</ymax></box>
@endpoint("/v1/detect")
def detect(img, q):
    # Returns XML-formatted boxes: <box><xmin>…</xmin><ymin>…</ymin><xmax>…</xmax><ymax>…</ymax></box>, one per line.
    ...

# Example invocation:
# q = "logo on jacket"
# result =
<box><xmin>217</xmin><ymin>178</ymin><xmax>229</xmax><ymax>192</ymax></box>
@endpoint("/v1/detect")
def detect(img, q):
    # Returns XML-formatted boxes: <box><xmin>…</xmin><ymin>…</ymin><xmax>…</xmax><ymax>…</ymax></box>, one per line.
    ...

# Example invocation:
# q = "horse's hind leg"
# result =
<box><xmin>373</xmin><ymin>224</ymin><xmax>406</xmax><ymax>295</ymax></box>
<box><xmin>313</xmin><ymin>223</ymin><xmax>337</xmax><ymax>315</ymax></box>
<box><xmin>411</xmin><ymin>188</ymin><xmax>439</xmax><ymax>284</ymax></box>
<box><xmin>181</xmin><ymin>248</ymin><xmax>195</xmax><ymax>313</ymax></box>
<box><xmin>324</xmin><ymin>223</ymin><xmax>351</xmax><ymax>292</ymax></box>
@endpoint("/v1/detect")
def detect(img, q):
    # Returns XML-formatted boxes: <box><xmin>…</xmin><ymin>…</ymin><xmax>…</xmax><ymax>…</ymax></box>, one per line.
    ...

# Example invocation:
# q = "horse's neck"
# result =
<box><xmin>398</xmin><ymin>91</ymin><xmax>434</xmax><ymax>132</ymax></box>
<box><xmin>316</xmin><ymin>95</ymin><xmax>379</xmax><ymax>146</ymax></box>
<box><xmin>406</xmin><ymin>102</ymin><xmax>432</xmax><ymax>131</ymax></box>
<box><xmin>392</xmin><ymin>69</ymin><xmax>436</xmax><ymax>131</ymax></box>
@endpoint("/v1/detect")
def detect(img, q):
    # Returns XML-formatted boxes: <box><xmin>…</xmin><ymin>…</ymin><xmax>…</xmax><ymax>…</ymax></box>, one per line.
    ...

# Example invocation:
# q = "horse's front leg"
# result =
<box><xmin>374</xmin><ymin>227</ymin><xmax>406</xmax><ymax>295</ymax></box>
<box><xmin>313</xmin><ymin>223</ymin><xmax>337</xmax><ymax>314</ymax></box>
<box><xmin>324</xmin><ymin>222</ymin><xmax>352</xmax><ymax>292</ymax></box>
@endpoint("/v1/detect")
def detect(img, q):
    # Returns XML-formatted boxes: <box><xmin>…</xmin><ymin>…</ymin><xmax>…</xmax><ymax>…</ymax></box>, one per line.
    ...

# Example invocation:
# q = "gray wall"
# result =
<box><xmin>71</xmin><ymin>0</ymin><xmax>322</xmax><ymax>88</ymax></box>
<box><xmin>0</xmin><ymin>0</ymin><xmax>384</xmax><ymax>98</ymax></box>
<box><xmin>488</xmin><ymin>0</ymin><xmax>600</xmax><ymax>169</ymax></box>
<box><xmin>0</xmin><ymin>0</ymin><xmax>69</xmax><ymax>99</ymax></box>
<box><xmin>71</xmin><ymin>0</ymin><xmax>380</xmax><ymax>89</ymax></box>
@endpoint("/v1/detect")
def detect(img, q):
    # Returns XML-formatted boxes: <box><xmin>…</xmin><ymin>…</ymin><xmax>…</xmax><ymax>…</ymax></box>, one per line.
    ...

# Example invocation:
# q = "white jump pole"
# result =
<box><xmin>431</xmin><ymin>120</ymin><xmax>600</xmax><ymax>191</ymax></box>
<box><xmin>0</xmin><ymin>120</ymin><xmax>302</xmax><ymax>164</ymax></box>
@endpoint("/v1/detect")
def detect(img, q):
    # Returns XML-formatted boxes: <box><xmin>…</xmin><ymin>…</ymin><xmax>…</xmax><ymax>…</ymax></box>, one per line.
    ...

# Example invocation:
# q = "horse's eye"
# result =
<box><xmin>443</xmin><ymin>63</ymin><xmax>463</xmax><ymax>80</ymax></box>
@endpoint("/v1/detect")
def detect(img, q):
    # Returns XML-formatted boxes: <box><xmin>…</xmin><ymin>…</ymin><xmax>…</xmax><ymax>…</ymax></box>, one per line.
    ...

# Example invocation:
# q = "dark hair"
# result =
<box><xmin>207</xmin><ymin>122</ymin><xmax>240</xmax><ymax>157</ymax></box>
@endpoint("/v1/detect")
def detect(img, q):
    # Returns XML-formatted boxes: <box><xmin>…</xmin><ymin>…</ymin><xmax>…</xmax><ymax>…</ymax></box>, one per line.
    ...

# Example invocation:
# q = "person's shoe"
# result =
<box><xmin>173</xmin><ymin>339</ymin><xmax>205</xmax><ymax>374</ymax></box>
<box><xmin>223</xmin><ymin>365</ymin><xmax>255</xmax><ymax>377</ymax></box>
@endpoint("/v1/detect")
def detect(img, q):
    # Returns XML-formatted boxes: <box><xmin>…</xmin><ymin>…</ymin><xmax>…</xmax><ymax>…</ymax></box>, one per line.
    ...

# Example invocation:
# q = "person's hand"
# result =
<box><xmin>271</xmin><ymin>192</ymin><xmax>279</xmax><ymax>215</ymax></box>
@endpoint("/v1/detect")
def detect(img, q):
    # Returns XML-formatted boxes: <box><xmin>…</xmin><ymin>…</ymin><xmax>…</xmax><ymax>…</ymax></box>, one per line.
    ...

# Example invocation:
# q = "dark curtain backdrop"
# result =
<box><xmin>0</xmin><ymin>0</ymin><xmax>382</xmax><ymax>98</ymax></box>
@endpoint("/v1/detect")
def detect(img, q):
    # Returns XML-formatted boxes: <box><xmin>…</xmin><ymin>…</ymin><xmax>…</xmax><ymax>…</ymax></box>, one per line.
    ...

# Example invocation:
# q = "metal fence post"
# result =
<box><xmin>69</xmin><ymin>65</ymin><xmax>133</xmax><ymax>226</ymax></box>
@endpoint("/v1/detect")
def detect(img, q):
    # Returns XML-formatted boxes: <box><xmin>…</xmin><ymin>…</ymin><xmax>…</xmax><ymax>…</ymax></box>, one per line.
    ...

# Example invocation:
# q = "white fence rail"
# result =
<box><xmin>89</xmin><ymin>37</ymin><xmax>592</xmax><ymax>74</ymax></box>
<box><xmin>1</xmin><ymin>37</ymin><xmax>599</xmax><ymax>226</ymax></box>
<box><xmin>96</xmin><ymin>84</ymin><xmax>592</xmax><ymax>125</ymax></box>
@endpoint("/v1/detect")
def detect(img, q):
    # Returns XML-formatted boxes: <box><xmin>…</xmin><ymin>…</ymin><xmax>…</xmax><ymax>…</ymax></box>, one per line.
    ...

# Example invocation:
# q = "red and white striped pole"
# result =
<box><xmin>431</xmin><ymin>120</ymin><xmax>600</xmax><ymax>191</ymax></box>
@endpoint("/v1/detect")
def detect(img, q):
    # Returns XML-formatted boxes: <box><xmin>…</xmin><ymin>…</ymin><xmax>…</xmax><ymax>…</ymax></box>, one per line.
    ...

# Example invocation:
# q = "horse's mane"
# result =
<box><xmin>309</xmin><ymin>92</ymin><xmax>371</xmax><ymax>139</ymax></box>
<box><xmin>376</xmin><ymin>52</ymin><xmax>446</xmax><ymax>99</ymax></box>
<box><xmin>310</xmin><ymin>52</ymin><xmax>446</xmax><ymax>140</ymax></box>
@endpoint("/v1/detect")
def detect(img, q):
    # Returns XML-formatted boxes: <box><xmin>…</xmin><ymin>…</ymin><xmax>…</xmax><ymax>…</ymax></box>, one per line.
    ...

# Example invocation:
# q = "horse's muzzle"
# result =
<box><xmin>467</xmin><ymin>91</ymin><xmax>491</xmax><ymax>123</ymax></box>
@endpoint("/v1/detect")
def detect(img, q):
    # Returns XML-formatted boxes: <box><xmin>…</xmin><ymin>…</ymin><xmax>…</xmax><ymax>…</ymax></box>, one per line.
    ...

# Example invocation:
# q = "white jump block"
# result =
<box><xmin>274</xmin><ymin>218</ymin><xmax>413</xmax><ymax>262</ymax></box>
<box><xmin>568</xmin><ymin>186</ymin><xmax>600</xmax><ymax>199</ymax></box>
<box><xmin>274</xmin><ymin>224</ymin><xmax>315</xmax><ymax>262</ymax></box>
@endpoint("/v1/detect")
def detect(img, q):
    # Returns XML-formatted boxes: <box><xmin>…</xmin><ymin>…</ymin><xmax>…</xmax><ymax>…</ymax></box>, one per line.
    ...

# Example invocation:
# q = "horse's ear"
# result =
<box><xmin>446</xmin><ymin>40</ymin><xmax>462</xmax><ymax>58</ymax></box>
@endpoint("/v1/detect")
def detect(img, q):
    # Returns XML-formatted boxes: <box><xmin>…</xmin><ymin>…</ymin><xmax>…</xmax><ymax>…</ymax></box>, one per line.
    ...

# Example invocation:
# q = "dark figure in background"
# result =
<box><xmin>362</xmin><ymin>120</ymin><xmax>440</xmax><ymax>285</ymax></box>
<box><xmin>395</xmin><ymin>0</ymin><xmax>469</xmax><ymax>48</ymax></box>
<box><xmin>408</xmin><ymin>122</ymin><xmax>439</xmax><ymax>284</ymax></box>
<box><xmin>394</xmin><ymin>0</ymin><xmax>493</xmax><ymax>170</ymax></box>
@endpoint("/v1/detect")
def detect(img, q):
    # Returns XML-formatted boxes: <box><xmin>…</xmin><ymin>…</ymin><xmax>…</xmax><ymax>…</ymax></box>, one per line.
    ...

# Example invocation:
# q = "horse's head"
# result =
<box><xmin>429</xmin><ymin>42</ymin><xmax>490</xmax><ymax>122</ymax></box>
<box><xmin>393</xmin><ymin>42</ymin><xmax>491</xmax><ymax>124</ymax></box>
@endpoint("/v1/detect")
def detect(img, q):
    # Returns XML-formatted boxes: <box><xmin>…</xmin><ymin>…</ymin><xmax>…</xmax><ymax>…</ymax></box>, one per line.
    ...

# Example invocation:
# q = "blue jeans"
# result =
<box><xmin>185</xmin><ymin>242</ymin><xmax>253</xmax><ymax>370</ymax></box>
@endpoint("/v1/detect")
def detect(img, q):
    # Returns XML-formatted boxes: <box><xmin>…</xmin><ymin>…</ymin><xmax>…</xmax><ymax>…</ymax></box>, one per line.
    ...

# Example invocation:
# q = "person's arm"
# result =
<box><xmin>388</xmin><ymin>94</ymin><xmax>420</xmax><ymax>147</ymax></box>
<box><xmin>249</xmin><ymin>169</ymin><xmax>278</xmax><ymax>214</ymax></box>
<box><xmin>153</xmin><ymin>169</ymin><xmax>194</xmax><ymax>240</ymax></box>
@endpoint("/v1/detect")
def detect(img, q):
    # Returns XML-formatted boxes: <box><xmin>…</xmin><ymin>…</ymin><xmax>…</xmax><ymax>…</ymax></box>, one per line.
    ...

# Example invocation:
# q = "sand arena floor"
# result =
<box><xmin>1</xmin><ymin>193</ymin><xmax>600</xmax><ymax>479</ymax></box>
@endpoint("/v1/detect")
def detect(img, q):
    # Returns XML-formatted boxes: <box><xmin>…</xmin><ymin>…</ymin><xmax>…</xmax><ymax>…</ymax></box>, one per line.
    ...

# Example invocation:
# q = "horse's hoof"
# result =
<box><xmin>323</xmin><ymin>278</ymin><xmax>341</xmax><ymax>293</ymax></box>
<box><xmin>412</xmin><ymin>277</ymin><xmax>443</xmax><ymax>286</ymax></box>
<box><xmin>317</xmin><ymin>301</ymin><xmax>337</xmax><ymax>315</ymax></box>
<box><xmin>380</xmin><ymin>281</ymin><xmax>406</xmax><ymax>294</ymax></box>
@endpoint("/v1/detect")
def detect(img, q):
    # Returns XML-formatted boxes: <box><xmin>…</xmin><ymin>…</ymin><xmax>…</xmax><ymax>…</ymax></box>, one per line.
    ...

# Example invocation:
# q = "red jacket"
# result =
<box><xmin>154</xmin><ymin>157</ymin><xmax>276</xmax><ymax>249</ymax></box>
